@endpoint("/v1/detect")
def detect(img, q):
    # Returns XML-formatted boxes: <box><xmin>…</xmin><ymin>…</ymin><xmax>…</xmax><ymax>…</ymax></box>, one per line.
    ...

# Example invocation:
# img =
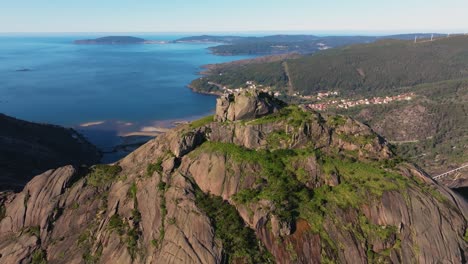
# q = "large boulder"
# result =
<box><xmin>215</xmin><ymin>89</ymin><xmax>285</xmax><ymax>122</ymax></box>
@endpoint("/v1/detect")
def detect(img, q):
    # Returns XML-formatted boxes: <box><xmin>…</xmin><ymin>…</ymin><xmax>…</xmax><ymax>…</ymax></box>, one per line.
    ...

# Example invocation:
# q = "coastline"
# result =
<box><xmin>186</xmin><ymin>84</ymin><xmax>224</xmax><ymax>96</ymax></box>
<box><xmin>75</xmin><ymin>113</ymin><xmax>215</xmax><ymax>163</ymax></box>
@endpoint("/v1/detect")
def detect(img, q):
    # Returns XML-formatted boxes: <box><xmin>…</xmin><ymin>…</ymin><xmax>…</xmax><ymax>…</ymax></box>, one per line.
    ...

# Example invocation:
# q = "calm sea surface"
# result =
<box><xmin>0</xmin><ymin>35</ymin><xmax>252</xmax><ymax>126</ymax></box>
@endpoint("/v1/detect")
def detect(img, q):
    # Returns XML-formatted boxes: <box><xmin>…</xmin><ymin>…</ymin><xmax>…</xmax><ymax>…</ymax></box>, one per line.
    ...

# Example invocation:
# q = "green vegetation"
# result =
<box><xmin>326</xmin><ymin>115</ymin><xmax>346</xmax><ymax>127</ymax></box>
<box><xmin>359</xmin><ymin>215</ymin><xmax>398</xmax><ymax>241</ymax></box>
<box><xmin>192</xmin><ymin>37</ymin><xmax>468</xmax><ymax>176</ymax></box>
<box><xmin>87</xmin><ymin>164</ymin><xmax>122</xmax><ymax>187</ymax></box>
<box><xmin>78</xmin><ymin>222</ymin><xmax>102</xmax><ymax>264</ymax></box>
<box><xmin>195</xmin><ymin>140</ymin><xmax>413</xmax><ymax>259</ymax></box>
<box><xmin>108</xmin><ymin>214</ymin><xmax>126</xmax><ymax>236</ymax></box>
<box><xmin>31</xmin><ymin>249</ymin><xmax>47</xmax><ymax>264</ymax></box>
<box><xmin>126</xmin><ymin>226</ymin><xmax>140</xmax><ymax>259</ymax></box>
<box><xmin>146</xmin><ymin>158</ymin><xmax>163</xmax><ymax>177</ymax></box>
<box><xmin>107</xmin><ymin>212</ymin><xmax>141</xmax><ymax>260</ymax></box>
<box><xmin>337</xmin><ymin>78</ymin><xmax>468</xmax><ymax>174</ymax></box>
<box><xmin>127</xmin><ymin>182</ymin><xmax>142</xmax><ymax>259</ymax></box>
<box><xmin>197</xmin><ymin>141</ymin><xmax>408</xmax><ymax>226</ymax></box>
<box><xmin>150</xmin><ymin>239</ymin><xmax>158</xmax><ymax>247</ymax></box>
<box><xmin>247</xmin><ymin>105</ymin><xmax>313</xmax><ymax>127</ymax></box>
<box><xmin>176</xmin><ymin>35</ymin><xmax>379</xmax><ymax>56</ymax></box>
<box><xmin>26</xmin><ymin>226</ymin><xmax>41</xmax><ymax>237</ymax></box>
<box><xmin>82</xmin><ymin>243</ymin><xmax>103</xmax><ymax>264</ymax></box>
<box><xmin>195</xmin><ymin>188</ymin><xmax>274</xmax><ymax>263</ymax></box>
<box><xmin>266</xmin><ymin>130</ymin><xmax>290</xmax><ymax>149</ymax></box>
<box><xmin>192</xmin><ymin>61</ymin><xmax>289</xmax><ymax>91</ymax></box>
<box><xmin>153</xmin><ymin>171</ymin><xmax>169</xmax><ymax>249</ymax></box>
<box><xmin>464</xmin><ymin>228</ymin><xmax>468</xmax><ymax>243</ymax></box>
<box><xmin>189</xmin><ymin>115</ymin><xmax>214</xmax><ymax>129</ymax></box>
<box><xmin>128</xmin><ymin>182</ymin><xmax>137</xmax><ymax>200</ymax></box>
<box><xmin>298</xmin><ymin>155</ymin><xmax>408</xmax><ymax>240</ymax></box>
<box><xmin>193</xmin><ymin>36</ymin><xmax>468</xmax><ymax>97</ymax></box>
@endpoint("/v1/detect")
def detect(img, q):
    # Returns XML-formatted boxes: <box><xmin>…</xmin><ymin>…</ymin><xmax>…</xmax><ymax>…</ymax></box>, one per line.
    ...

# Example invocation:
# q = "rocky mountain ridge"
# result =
<box><xmin>0</xmin><ymin>91</ymin><xmax>466</xmax><ymax>263</ymax></box>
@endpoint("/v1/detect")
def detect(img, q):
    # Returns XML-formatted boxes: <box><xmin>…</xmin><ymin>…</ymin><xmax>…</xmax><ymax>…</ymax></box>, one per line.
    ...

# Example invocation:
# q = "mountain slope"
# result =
<box><xmin>175</xmin><ymin>34</ymin><xmax>444</xmax><ymax>56</ymax></box>
<box><xmin>0</xmin><ymin>91</ymin><xmax>466</xmax><ymax>263</ymax></box>
<box><xmin>334</xmin><ymin>78</ymin><xmax>468</xmax><ymax>176</ymax></box>
<box><xmin>190</xmin><ymin>36</ymin><xmax>468</xmax><ymax>96</ymax></box>
<box><xmin>0</xmin><ymin>114</ymin><xmax>101</xmax><ymax>191</ymax></box>
<box><xmin>189</xmin><ymin>36</ymin><xmax>468</xmax><ymax>187</ymax></box>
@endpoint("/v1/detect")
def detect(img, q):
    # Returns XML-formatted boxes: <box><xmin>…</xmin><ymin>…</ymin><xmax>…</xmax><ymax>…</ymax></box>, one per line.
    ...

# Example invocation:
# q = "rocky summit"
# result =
<box><xmin>0</xmin><ymin>91</ymin><xmax>466</xmax><ymax>264</ymax></box>
<box><xmin>215</xmin><ymin>89</ymin><xmax>285</xmax><ymax>122</ymax></box>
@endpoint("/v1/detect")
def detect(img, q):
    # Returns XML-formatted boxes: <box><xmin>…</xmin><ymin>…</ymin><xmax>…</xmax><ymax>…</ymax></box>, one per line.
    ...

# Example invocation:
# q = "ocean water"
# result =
<box><xmin>0</xmin><ymin>35</ymin><xmax>253</xmax><ymax>127</ymax></box>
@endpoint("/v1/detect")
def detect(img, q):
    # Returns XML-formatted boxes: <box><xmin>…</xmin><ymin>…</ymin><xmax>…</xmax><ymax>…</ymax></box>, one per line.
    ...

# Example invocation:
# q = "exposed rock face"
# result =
<box><xmin>0</xmin><ymin>93</ymin><xmax>466</xmax><ymax>263</ymax></box>
<box><xmin>215</xmin><ymin>90</ymin><xmax>285</xmax><ymax>122</ymax></box>
<box><xmin>0</xmin><ymin>114</ymin><xmax>101</xmax><ymax>191</ymax></box>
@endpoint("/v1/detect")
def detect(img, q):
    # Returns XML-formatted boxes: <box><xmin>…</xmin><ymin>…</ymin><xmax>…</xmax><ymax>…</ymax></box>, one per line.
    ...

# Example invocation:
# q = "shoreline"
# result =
<box><xmin>186</xmin><ymin>84</ymin><xmax>224</xmax><ymax>96</ymax></box>
<box><xmin>75</xmin><ymin>113</ymin><xmax>215</xmax><ymax>163</ymax></box>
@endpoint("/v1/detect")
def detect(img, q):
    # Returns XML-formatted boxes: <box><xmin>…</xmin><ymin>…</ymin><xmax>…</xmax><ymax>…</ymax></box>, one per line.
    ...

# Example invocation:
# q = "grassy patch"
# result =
<box><xmin>108</xmin><ymin>214</ymin><xmax>127</xmax><ymax>236</ymax></box>
<box><xmin>128</xmin><ymin>182</ymin><xmax>137</xmax><ymax>200</ymax></box>
<box><xmin>82</xmin><ymin>242</ymin><xmax>102</xmax><ymax>264</ymax></box>
<box><xmin>31</xmin><ymin>249</ymin><xmax>47</xmax><ymax>264</ymax></box>
<box><xmin>146</xmin><ymin>158</ymin><xmax>163</xmax><ymax>177</ymax></box>
<box><xmin>189</xmin><ymin>115</ymin><xmax>214</xmax><ymax>129</ymax></box>
<box><xmin>326</xmin><ymin>115</ymin><xmax>346</xmax><ymax>127</ymax></box>
<box><xmin>87</xmin><ymin>164</ymin><xmax>122</xmax><ymax>187</ymax></box>
<box><xmin>26</xmin><ymin>226</ymin><xmax>41</xmax><ymax>237</ymax></box>
<box><xmin>247</xmin><ymin>105</ymin><xmax>312</xmax><ymax>127</ymax></box>
<box><xmin>266</xmin><ymin>130</ymin><xmax>290</xmax><ymax>149</ymax></box>
<box><xmin>107</xmin><ymin>213</ymin><xmax>140</xmax><ymax>260</ymax></box>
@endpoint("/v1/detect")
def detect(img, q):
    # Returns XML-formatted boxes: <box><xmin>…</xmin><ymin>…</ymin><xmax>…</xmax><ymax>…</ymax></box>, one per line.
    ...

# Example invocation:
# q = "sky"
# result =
<box><xmin>1</xmin><ymin>0</ymin><xmax>467</xmax><ymax>34</ymax></box>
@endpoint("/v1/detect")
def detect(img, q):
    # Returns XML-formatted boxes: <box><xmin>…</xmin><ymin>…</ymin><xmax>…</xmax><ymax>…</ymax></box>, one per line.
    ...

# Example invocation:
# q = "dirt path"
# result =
<box><xmin>282</xmin><ymin>61</ymin><xmax>294</xmax><ymax>95</ymax></box>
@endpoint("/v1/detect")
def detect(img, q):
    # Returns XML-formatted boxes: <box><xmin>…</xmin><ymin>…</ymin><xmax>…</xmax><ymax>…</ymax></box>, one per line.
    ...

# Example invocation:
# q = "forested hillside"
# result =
<box><xmin>191</xmin><ymin>36</ymin><xmax>468</xmax><ymax>96</ymax></box>
<box><xmin>189</xmin><ymin>36</ymin><xmax>468</xmax><ymax>178</ymax></box>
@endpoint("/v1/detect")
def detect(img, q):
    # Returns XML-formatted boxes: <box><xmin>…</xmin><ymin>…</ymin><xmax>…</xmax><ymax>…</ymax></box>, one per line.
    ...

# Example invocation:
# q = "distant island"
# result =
<box><xmin>74</xmin><ymin>36</ymin><xmax>168</xmax><ymax>45</ymax></box>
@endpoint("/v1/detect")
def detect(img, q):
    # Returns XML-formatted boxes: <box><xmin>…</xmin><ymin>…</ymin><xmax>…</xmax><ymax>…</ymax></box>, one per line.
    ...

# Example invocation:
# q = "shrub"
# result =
<box><xmin>195</xmin><ymin>188</ymin><xmax>274</xmax><ymax>263</ymax></box>
<box><xmin>146</xmin><ymin>159</ymin><xmax>163</xmax><ymax>177</ymax></box>
<box><xmin>87</xmin><ymin>164</ymin><xmax>122</xmax><ymax>187</ymax></box>
<box><xmin>31</xmin><ymin>249</ymin><xmax>47</xmax><ymax>264</ymax></box>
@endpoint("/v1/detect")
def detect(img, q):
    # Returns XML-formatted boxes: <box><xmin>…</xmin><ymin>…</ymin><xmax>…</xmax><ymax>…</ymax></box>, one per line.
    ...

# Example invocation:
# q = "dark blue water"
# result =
<box><xmin>0</xmin><ymin>35</ymin><xmax>252</xmax><ymax>126</ymax></box>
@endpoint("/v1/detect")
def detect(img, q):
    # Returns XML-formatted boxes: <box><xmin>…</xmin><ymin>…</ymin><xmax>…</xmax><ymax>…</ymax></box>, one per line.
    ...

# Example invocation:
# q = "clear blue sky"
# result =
<box><xmin>1</xmin><ymin>0</ymin><xmax>467</xmax><ymax>33</ymax></box>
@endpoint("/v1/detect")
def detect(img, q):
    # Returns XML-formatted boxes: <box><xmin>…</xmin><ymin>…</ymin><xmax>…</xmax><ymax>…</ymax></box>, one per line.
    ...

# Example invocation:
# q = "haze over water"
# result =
<box><xmin>0</xmin><ymin>35</ymin><xmax>252</xmax><ymax>127</ymax></box>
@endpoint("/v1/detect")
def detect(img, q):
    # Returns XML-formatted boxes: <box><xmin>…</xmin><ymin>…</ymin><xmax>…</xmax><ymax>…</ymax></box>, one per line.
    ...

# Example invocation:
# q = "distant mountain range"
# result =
<box><xmin>174</xmin><ymin>33</ymin><xmax>448</xmax><ymax>55</ymax></box>
<box><xmin>75</xmin><ymin>33</ymin><xmax>449</xmax><ymax>55</ymax></box>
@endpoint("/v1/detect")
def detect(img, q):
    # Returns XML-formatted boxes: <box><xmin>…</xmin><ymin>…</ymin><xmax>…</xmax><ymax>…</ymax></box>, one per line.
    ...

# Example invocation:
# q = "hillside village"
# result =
<box><xmin>306</xmin><ymin>92</ymin><xmax>415</xmax><ymax>111</ymax></box>
<box><xmin>217</xmin><ymin>80</ymin><xmax>415</xmax><ymax>111</ymax></box>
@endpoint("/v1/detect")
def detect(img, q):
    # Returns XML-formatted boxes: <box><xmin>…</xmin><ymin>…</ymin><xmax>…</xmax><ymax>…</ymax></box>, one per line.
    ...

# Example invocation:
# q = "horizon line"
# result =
<box><xmin>0</xmin><ymin>30</ymin><xmax>465</xmax><ymax>36</ymax></box>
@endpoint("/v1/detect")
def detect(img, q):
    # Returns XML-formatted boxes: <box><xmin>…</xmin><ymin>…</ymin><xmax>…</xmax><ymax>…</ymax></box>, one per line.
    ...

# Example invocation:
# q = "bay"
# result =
<box><xmin>0</xmin><ymin>34</ymin><xmax>252</xmax><ymax>126</ymax></box>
